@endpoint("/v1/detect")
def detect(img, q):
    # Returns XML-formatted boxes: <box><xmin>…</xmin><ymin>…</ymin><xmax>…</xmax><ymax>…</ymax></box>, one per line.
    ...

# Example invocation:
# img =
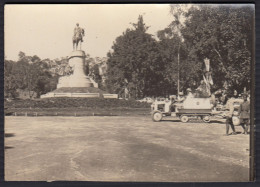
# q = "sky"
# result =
<box><xmin>5</xmin><ymin>4</ymin><xmax>175</xmax><ymax>61</ymax></box>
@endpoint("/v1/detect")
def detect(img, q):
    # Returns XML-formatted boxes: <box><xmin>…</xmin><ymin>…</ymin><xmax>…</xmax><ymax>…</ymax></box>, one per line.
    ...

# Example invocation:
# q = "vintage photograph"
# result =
<box><xmin>4</xmin><ymin>4</ymin><xmax>254</xmax><ymax>182</ymax></box>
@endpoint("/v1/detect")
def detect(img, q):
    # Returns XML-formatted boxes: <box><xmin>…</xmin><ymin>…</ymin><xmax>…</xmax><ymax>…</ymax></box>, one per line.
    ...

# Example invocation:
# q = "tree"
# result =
<box><xmin>90</xmin><ymin>64</ymin><xmax>102</xmax><ymax>87</ymax></box>
<box><xmin>4</xmin><ymin>60</ymin><xmax>18</xmax><ymax>98</ymax></box>
<box><xmin>159</xmin><ymin>4</ymin><xmax>253</xmax><ymax>95</ymax></box>
<box><xmin>156</xmin><ymin>32</ymin><xmax>180</xmax><ymax>95</ymax></box>
<box><xmin>106</xmin><ymin>15</ymin><xmax>166</xmax><ymax>98</ymax></box>
<box><xmin>4</xmin><ymin>52</ymin><xmax>59</xmax><ymax>98</ymax></box>
<box><xmin>181</xmin><ymin>5</ymin><xmax>253</xmax><ymax>93</ymax></box>
<box><xmin>15</xmin><ymin>53</ymin><xmax>43</xmax><ymax>98</ymax></box>
<box><xmin>157</xmin><ymin>5</ymin><xmax>201</xmax><ymax>94</ymax></box>
<box><xmin>34</xmin><ymin>72</ymin><xmax>57</xmax><ymax>97</ymax></box>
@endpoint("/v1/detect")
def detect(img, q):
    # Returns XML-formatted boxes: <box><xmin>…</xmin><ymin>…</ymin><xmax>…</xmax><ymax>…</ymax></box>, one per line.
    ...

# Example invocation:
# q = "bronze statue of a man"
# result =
<box><xmin>73</xmin><ymin>23</ymin><xmax>85</xmax><ymax>50</ymax></box>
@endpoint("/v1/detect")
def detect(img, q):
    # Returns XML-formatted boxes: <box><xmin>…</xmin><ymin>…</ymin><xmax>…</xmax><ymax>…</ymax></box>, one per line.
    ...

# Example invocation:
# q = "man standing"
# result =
<box><xmin>238</xmin><ymin>94</ymin><xmax>250</xmax><ymax>135</ymax></box>
<box><xmin>225</xmin><ymin>95</ymin><xmax>237</xmax><ymax>136</ymax></box>
<box><xmin>195</xmin><ymin>80</ymin><xmax>209</xmax><ymax>98</ymax></box>
<box><xmin>186</xmin><ymin>88</ymin><xmax>194</xmax><ymax>99</ymax></box>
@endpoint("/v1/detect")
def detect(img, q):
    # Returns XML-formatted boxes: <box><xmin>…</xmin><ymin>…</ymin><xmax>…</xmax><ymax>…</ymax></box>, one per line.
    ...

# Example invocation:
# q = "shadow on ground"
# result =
<box><xmin>161</xmin><ymin>119</ymin><xmax>224</xmax><ymax>124</ymax></box>
<box><xmin>5</xmin><ymin>133</ymin><xmax>15</xmax><ymax>138</ymax></box>
<box><xmin>161</xmin><ymin>119</ymin><xmax>181</xmax><ymax>122</ymax></box>
<box><xmin>5</xmin><ymin>146</ymin><xmax>14</xmax><ymax>149</ymax></box>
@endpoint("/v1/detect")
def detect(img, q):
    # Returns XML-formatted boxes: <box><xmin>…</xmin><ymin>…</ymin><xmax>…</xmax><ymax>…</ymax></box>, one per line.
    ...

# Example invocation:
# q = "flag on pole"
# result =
<box><xmin>203</xmin><ymin>75</ymin><xmax>211</xmax><ymax>96</ymax></box>
<box><xmin>208</xmin><ymin>73</ymin><xmax>213</xmax><ymax>85</ymax></box>
<box><xmin>204</xmin><ymin>58</ymin><xmax>210</xmax><ymax>72</ymax></box>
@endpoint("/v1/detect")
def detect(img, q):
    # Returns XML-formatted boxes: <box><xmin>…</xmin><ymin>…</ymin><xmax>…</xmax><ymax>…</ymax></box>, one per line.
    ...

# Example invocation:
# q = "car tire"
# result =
<box><xmin>202</xmin><ymin>115</ymin><xmax>211</xmax><ymax>123</ymax></box>
<box><xmin>180</xmin><ymin>115</ymin><xmax>189</xmax><ymax>123</ymax></box>
<box><xmin>152</xmin><ymin>111</ymin><xmax>163</xmax><ymax>122</ymax></box>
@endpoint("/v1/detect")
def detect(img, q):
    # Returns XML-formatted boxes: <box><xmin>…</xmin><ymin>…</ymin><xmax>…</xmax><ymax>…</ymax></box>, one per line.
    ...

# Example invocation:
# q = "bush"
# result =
<box><xmin>5</xmin><ymin>97</ymin><xmax>151</xmax><ymax>109</ymax></box>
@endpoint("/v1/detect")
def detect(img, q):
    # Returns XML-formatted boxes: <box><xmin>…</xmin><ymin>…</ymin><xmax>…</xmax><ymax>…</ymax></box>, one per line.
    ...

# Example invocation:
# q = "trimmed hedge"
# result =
<box><xmin>5</xmin><ymin>98</ymin><xmax>151</xmax><ymax>109</ymax></box>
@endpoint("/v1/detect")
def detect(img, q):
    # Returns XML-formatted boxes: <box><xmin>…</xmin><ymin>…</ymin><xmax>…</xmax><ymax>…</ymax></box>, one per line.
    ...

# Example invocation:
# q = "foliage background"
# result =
<box><xmin>4</xmin><ymin>5</ymin><xmax>254</xmax><ymax>99</ymax></box>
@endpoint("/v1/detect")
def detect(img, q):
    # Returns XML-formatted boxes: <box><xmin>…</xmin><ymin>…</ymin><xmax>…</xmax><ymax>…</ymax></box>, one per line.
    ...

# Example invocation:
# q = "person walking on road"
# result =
<box><xmin>225</xmin><ymin>95</ymin><xmax>237</xmax><ymax>136</ymax></box>
<box><xmin>238</xmin><ymin>94</ymin><xmax>250</xmax><ymax>135</ymax></box>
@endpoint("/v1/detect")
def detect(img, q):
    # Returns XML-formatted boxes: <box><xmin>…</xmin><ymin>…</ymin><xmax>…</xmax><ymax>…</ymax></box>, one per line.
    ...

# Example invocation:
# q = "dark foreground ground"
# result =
<box><xmin>5</xmin><ymin>116</ymin><xmax>249</xmax><ymax>182</ymax></box>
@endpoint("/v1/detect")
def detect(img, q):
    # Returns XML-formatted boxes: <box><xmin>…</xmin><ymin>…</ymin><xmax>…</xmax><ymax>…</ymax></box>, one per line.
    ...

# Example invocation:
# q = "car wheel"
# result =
<box><xmin>202</xmin><ymin>115</ymin><xmax>211</xmax><ymax>123</ymax></box>
<box><xmin>180</xmin><ymin>115</ymin><xmax>189</xmax><ymax>123</ymax></box>
<box><xmin>152</xmin><ymin>111</ymin><xmax>163</xmax><ymax>122</ymax></box>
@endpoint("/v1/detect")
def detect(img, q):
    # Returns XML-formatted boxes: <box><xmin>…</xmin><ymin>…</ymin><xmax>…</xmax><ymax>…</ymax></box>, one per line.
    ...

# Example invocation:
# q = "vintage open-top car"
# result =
<box><xmin>151</xmin><ymin>94</ymin><xmax>230</xmax><ymax>123</ymax></box>
<box><xmin>151</xmin><ymin>95</ymin><xmax>243</xmax><ymax>124</ymax></box>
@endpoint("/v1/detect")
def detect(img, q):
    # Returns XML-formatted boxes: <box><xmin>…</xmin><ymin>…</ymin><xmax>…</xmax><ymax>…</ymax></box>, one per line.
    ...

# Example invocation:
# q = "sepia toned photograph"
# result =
<box><xmin>4</xmin><ymin>4</ymin><xmax>254</xmax><ymax>182</ymax></box>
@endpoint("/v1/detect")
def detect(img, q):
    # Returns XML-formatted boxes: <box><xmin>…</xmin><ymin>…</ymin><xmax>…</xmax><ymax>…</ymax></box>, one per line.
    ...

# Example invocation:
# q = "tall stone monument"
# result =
<box><xmin>41</xmin><ymin>23</ymin><xmax>113</xmax><ymax>98</ymax></box>
<box><xmin>57</xmin><ymin>50</ymin><xmax>94</xmax><ymax>88</ymax></box>
<box><xmin>58</xmin><ymin>23</ymin><xmax>95</xmax><ymax>88</ymax></box>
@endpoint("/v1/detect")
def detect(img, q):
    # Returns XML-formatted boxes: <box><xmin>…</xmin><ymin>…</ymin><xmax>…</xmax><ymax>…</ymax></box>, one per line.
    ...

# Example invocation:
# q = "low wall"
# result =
<box><xmin>41</xmin><ymin>92</ymin><xmax>100</xmax><ymax>98</ymax></box>
<box><xmin>103</xmin><ymin>94</ymin><xmax>118</xmax><ymax>99</ymax></box>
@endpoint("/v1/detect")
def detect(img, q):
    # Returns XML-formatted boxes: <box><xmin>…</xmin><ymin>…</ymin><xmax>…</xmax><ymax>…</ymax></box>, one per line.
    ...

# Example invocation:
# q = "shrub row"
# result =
<box><xmin>5</xmin><ymin>98</ymin><xmax>151</xmax><ymax>109</ymax></box>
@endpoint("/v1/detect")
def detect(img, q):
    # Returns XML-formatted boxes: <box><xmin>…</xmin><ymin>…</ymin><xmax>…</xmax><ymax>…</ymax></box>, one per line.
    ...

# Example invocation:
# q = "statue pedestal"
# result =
<box><xmin>40</xmin><ymin>50</ymin><xmax>114</xmax><ymax>99</ymax></box>
<box><xmin>57</xmin><ymin>50</ymin><xmax>94</xmax><ymax>88</ymax></box>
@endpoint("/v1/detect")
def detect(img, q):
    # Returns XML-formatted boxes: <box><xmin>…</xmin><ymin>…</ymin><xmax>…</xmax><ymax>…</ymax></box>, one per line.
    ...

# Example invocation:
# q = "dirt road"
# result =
<box><xmin>5</xmin><ymin>116</ymin><xmax>250</xmax><ymax>182</ymax></box>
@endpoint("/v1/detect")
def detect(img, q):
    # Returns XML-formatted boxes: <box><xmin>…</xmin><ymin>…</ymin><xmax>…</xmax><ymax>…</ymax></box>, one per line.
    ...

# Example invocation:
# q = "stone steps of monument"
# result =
<box><xmin>52</xmin><ymin>87</ymin><xmax>108</xmax><ymax>94</ymax></box>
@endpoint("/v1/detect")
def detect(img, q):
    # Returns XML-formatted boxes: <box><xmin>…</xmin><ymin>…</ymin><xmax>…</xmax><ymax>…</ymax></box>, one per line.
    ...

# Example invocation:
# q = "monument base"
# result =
<box><xmin>57</xmin><ymin>50</ymin><xmax>96</xmax><ymax>88</ymax></box>
<box><xmin>40</xmin><ymin>87</ymin><xmax>118</xmax><ymax>99</ymax></box>
<box><xmin>41</xmin><ymin>49</ymin><xmax>118</xmax><ymax>99</ymax></box>
<box><xmin>41</xmin><ymin>87</ymin><xmax>104</xmax><ymax>98</ymax></box>
<box><xmin>57</xmin><ymin>76</ymin><xmax>97</xmax><ymax>88</ymax></box>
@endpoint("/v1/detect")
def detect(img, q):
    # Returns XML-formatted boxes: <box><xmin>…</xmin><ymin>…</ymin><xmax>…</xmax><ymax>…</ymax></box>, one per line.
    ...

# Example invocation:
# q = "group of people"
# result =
<box><xmin>225</xmin><ymin>93</ymin><xmax>250</xmax><ymax>136</ymax></box>
<box><xmin>177</xmin><ymin>80</ymin><xmax>212</xmax><ymax>102</ymax></box>
<box><xmin>176</xmin><ymin>86</ymin><xmax>250</xmax><ymax>136</ymax></box>
<box><xmin>176</xmin><ymin>82</ymin><xmax>210</xmax><ymax>102</ymax></box>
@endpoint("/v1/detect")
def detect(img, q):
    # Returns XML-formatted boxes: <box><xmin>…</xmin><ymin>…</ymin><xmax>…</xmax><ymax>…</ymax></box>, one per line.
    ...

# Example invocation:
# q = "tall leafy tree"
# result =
<box><xmin>90</xmin><ymin>64</ymin><xmax>103</xmax><ymax>88</ymax></box>
<box><xmin>4</xmin><ymin>59</ymin><xmax>18</xmax><ymax>98</ymax></box>
<box><xmin>181</xmin><ymin>5</ymin><xmax>253</xmax><ymax>93</ymax></box>
<box><xmin>106</xmin><ymin>15</ymin><xmax>166</xmax><ymax>98</ymax></box>
<box><xmin>159</xmin><ymin>4</ymin><xmax>253</xmax><ymax>95</ymax></box>
<box><xmin>4</xmin><ymin>52</ymin><xmax>58</xmax><ymax>98</ymax></box>
<box><xmin>157</xmin><ymin>5</ymin><xmax>202</xmax><ymax>94</ymax></box>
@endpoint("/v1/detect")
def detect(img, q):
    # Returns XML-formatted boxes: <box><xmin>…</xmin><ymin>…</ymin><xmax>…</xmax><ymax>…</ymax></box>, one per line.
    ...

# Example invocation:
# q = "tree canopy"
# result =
<box><xmin>180</xmin><ymin>5</ymin><xmax>253</xmax><ymax>93</ymax></box>
<box><xmin>106</xmin><ymin>15</ymin><xmax>167</xmax><ymax>98</ymax></box>
<box><xmin>5</xmin><ymin>52</ymin><xmax>58</xmax><ymax>98</ymax></box>
<box><xmin>106</xmin><ymin>5</ymin><xmax>253</xmax><ymax>98</ymax></box>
